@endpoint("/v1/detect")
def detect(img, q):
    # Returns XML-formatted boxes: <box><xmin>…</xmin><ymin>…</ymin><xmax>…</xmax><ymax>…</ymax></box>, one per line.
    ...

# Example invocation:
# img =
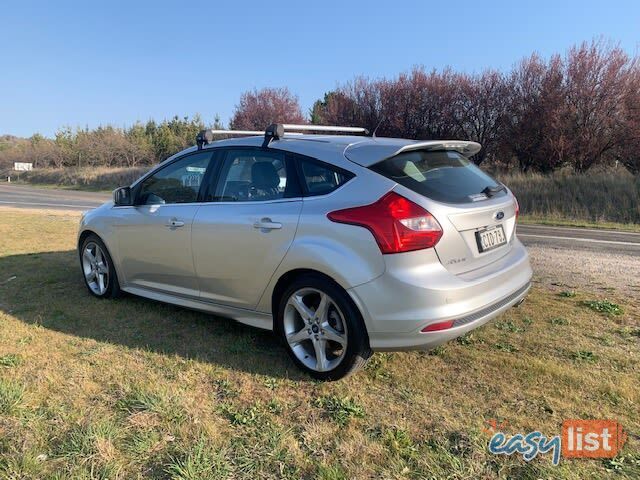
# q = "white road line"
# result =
<box><xmin>520</xmin><ymin>225</ymin><xmax>640</xmax><ymax>236</ymax></box>
<box><xmin>0</xmin><ymin>200</ymin><xmax>98</xmax><ymax>209</ymax></box>
<box><xmin>518</xmin><ymin>233</ymin><xmax>640</xmax><ymax>246</ymax></box>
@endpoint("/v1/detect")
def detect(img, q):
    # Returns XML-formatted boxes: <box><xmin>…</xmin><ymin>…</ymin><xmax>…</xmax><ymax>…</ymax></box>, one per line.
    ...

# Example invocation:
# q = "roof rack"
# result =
<box><xmin>196</xmin><ymin>123</ymin><xmax>369</xmax><ymax>149</ymax></box>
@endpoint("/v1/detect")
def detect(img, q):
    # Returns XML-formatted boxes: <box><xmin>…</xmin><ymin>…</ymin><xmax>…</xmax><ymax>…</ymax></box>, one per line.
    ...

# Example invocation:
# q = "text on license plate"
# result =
<box><xmin>475</xmin><ymin>225</ymin><xmax>507</xmax><ymax>253</ymax></box>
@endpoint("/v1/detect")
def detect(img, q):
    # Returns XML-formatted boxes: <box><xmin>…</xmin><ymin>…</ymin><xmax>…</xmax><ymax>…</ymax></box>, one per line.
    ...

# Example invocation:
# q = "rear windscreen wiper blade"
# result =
<box><xmin>482</xmin><ymin>184</ymin><xmax>506</xmax><ymax>197</ymax></box>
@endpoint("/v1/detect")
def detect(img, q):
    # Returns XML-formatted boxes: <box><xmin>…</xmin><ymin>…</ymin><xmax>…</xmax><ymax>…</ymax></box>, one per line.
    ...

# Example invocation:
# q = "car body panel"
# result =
<box><xmin>112</xmin><ymin>204</ymin><xmax>201</xmax><ymax>297</ymax></box>
<box><xmin>192</xmin><ymin>198</ymin><xmax>303</xmax><ymax>309</ymax></box>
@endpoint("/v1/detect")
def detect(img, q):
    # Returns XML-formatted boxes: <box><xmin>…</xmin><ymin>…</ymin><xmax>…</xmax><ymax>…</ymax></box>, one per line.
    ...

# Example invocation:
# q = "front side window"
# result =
<box><xmin>214</xmin><ymin>149</ymin><xmax>298</xmax><ymax>202</ymax></box>
<box><xmin>137</xmin><ymin>152</ymin><xmax>212</xmax><ymax>205</ymax></box>
<box><xmin>300</xmin><ymin>159</ymin><xmax>353</xmax><ymax>196</ymax></box>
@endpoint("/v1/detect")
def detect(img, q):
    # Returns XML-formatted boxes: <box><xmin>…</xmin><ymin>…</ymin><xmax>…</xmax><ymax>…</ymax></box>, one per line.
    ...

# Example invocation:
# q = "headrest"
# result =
<box><xmin>251</xmin><ymin>162</ymin><xmax>280</xmax><ymax>189</ymax></box>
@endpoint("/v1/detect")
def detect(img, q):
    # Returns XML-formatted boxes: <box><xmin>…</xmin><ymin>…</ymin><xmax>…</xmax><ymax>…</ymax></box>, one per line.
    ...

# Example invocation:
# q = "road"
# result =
<box><xmin>517</xmin><ymin>224</ymin><xmax>640</xmax><ymax>256</ymax></box>
<box><xmin>0</xmin><ymin>183</ymin><xmax>110</xmax><ymax>211</ymax></box>
<box><xmin>0</xmin><ymin>183</ymin><xmax>639</xmax><ymax>256</ymax></box>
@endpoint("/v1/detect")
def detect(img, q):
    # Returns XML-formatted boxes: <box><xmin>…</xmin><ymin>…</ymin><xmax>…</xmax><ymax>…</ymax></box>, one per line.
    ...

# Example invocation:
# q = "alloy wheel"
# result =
<box><xmin>283</xmin><ymin>287</ymin><xmax>348</xmax><ymax>372</ymax></box>
<box><xmin>82</xmin><ymin>241</ymin><xmax>109</xmax><ymax>296</ymax></box>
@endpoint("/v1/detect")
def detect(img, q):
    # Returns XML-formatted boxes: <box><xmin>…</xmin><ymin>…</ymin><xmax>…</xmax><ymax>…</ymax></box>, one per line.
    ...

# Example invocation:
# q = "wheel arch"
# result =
<box><xmin>77</xmin><ymin>228</ymin><xmax>123</xmax><ymax>285</ymax></box>
<box><xmin>78</xmin><ymin>228</ymin><xmax>98</xmax><ymax>251</ymax></box>
<box><xmin>269</xmin><ymin>268</ymin><xmax>370</xmax><ymax>341</ymax></box>
<box><xmin>271</xmin><ymin>269</ymin><xmax>328</xmax><ymax>319</ymax></box>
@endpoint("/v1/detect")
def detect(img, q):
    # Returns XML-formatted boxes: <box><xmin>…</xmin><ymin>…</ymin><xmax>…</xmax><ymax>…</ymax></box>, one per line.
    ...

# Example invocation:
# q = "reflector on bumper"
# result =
<box><xmin>421</xmin><ymin>320</ymin><xmax>454</xmax><ymax>332</ymax></box>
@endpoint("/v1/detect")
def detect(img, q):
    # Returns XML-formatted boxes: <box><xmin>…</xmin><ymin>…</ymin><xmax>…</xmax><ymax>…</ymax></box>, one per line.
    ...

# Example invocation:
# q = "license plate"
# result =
<box><xmin>475</xmin><ymin>225</ymin><xmax>507</xmax><ymax>253</ymax></box>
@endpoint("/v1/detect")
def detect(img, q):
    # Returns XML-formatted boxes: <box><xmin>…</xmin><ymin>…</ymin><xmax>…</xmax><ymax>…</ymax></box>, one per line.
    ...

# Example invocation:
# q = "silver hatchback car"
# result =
<box><xmin>78</xmin><ymin>124</ymin><xmax>532</xmax><ymax>380</ymax></box>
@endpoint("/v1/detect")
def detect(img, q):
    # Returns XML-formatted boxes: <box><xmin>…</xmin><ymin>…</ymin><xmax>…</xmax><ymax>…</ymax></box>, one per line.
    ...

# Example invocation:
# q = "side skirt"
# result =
<box><xmin>122</xmin><ymin>286</ymin><xmax>273</xmax><ymax>331</ymax></box>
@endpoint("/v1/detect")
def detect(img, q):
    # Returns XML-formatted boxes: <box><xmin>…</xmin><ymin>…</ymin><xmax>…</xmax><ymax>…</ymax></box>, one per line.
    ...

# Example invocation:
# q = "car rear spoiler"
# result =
<box><xmin>344</xmin><ymin>140</ymin><xmax>482</xmax><ymax>167</ymax></box>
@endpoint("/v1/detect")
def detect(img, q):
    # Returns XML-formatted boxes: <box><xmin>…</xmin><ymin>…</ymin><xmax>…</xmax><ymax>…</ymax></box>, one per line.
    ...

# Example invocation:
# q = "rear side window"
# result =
<box><xmin>371</xmin><ymin>150</ymin><xmax>505</xmax><ymax>203</ymax></box>
<box><xmin>299</xmin><ymin>159</ymin><xmax>353</xmax><ymax>196</ymax></box>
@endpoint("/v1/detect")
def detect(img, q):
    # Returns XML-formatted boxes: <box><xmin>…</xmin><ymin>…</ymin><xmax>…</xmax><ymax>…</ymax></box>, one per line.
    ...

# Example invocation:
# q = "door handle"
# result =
<box><xmin>166</xmin><ymin>218</ymin><xmax>185</xmax><ymax>228</ymax></box>
<box><xmin>253</xmin><ymin>218</ymin><xmax>282</xmax><ymax>230</ymax></box>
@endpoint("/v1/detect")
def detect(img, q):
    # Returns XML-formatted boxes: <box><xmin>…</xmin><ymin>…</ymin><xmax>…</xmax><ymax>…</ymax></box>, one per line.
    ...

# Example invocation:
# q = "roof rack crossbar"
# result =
<box><xmin>281</xmin><ymin>124</ymin><xmax>368</xmax><ymax>134</ymax></box>
<box><xmin>263</xmin><ymin>123</ymin><xmax>369</xmax><ymax>146</ymax></box>
<box><xmin>196</xmin><ymin>123</ymin><xmax>368</xmax><ymax>149</ymax></box>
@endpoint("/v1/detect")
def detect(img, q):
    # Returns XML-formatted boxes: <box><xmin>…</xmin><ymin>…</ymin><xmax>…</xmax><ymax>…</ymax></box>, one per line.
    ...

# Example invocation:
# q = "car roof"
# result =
<box><xmin>202</xmin><ymin>135</ymin><xmax>482</xmax><ymax>167</ymax></box>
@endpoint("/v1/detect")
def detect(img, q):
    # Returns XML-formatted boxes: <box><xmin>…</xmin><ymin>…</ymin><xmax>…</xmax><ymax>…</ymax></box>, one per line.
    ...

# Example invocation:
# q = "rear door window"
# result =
<box><xmin>212</xmin><ymin>149</ymin><xmax>301</xmax><ymax>202</ymax></box>
<box><xmin>371</xmin><ymin>150</ymin><xmax>505</xmax><ymax>203</ymax></box>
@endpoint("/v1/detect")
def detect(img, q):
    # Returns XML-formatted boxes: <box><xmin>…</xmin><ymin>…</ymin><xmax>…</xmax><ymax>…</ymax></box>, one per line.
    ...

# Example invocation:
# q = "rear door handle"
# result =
<box><xmin>253</xmin><ymin>218</ymin><xmax>282</xmax><ymax>230</ymax></box>
<box><xmin>166</xmin><ymin>218</ymin><xmax>185</xmax><ymax>228</ymax></box>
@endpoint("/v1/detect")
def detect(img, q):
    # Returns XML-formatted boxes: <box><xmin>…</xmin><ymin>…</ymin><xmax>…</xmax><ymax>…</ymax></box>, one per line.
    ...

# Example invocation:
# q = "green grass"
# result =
<box><xmin>582</xmin><ymin>300</ymin><xmax>624</xmax><ymax>316</ymax></box>
<box><xmin>0</xmin><ymin>380</ymin><xmax>24</xmax><ymax>415</ymax></box>
<box><xmin>559</xmin><ymin>291</ymin><xmax>577</xmax><ymax>298</ymax></box>
<box><xmin>0</xmin><ymin>209</ymin><xmax>638</xmax><ymax>478</ymax></box>
<box><xmin>0</xmin><ymin>353</ymin><xmax>23</xmax><ymax>367</ymax></box>
<box><xmin>570</xmin><ymin>350</ymin><xmax>599</xmax><ymax>363</ymax></box>
<box><xmin>165</xmin><ymin>438</ymin><xmax>232</xmax><ymax>480</ymax></box>
<box><xmin>313</xmin><ymin>395</ymin><xmax>366</xmax><ymax>425</ymax></box>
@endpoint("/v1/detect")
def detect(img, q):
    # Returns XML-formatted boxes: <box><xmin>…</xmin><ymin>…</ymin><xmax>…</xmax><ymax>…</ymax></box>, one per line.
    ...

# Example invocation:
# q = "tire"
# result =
<box><xmin>276</xmin><ymin>273</ymin><xmax>371</xmax><ymax>381</ymax></box>
<box><xmin>79</xmin><ymin>234</ymin><xmax>121</xmax><ymax>299</ymax></box>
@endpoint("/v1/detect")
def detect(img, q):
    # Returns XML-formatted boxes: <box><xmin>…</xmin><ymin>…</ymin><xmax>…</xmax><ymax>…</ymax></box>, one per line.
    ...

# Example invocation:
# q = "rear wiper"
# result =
<box><xmin>481</xmin><ymin>184</ymin><xmax>506</xmax><ymax>197</ymax></box>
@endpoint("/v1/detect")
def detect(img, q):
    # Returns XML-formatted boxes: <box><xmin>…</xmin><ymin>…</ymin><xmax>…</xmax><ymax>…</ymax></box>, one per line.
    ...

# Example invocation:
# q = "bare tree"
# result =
<box><xmin>562</xmin><ymin>41</ymin><xmax>634</xmax><ymax>171</ymax></box>
<box><xmin>230</xmin><ymin>87</ymin><xmax>305</xmax><ymax>130</ymax></box>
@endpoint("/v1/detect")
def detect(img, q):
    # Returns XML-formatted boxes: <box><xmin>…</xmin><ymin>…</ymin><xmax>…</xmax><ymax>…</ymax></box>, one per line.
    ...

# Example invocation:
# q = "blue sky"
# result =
<box><xmin>1</xmin><ymin>0</ymin><xmax>638</xmax><ymax>137</ymax></box>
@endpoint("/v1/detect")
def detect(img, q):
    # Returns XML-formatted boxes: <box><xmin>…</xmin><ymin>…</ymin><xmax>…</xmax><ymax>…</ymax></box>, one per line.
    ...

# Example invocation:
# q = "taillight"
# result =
<box><xmin>327</xmin><ymin>192</ymin><xmax>443</xmax><ymax>254</ymax></box>
<box><xmin>514</xmin><ymin>196</ymin><xmax>520</xmax><ymax>220</ymax></box>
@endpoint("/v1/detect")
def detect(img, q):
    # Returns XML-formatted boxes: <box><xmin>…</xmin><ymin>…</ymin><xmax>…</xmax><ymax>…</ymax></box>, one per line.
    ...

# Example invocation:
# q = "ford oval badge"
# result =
<box><xmin>494</xmin><ymin>211</ymin><xmax>505</xmax><ymax>220</ymax></box>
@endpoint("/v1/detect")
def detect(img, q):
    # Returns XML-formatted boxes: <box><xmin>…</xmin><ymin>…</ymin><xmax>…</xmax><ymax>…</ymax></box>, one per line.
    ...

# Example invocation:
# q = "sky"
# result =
<box><xmin>1</xmin><ymin>0</ymin><xmax>639</xmax><ymax>138</ymax></box>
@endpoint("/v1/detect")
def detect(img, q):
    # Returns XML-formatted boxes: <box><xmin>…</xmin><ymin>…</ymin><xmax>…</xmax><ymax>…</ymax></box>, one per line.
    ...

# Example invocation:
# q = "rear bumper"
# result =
<box><xmin>348</xmin><ymin>238</ymin><xmax>533</xmax><ymax>351</ymax></box>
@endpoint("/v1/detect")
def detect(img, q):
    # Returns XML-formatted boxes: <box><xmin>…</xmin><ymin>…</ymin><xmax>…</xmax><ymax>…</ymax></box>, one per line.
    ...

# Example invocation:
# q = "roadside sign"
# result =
<box><xmin>14</xmin><ymin>162</ymin><xmax>33</xmax><ymax>171</ymax></box>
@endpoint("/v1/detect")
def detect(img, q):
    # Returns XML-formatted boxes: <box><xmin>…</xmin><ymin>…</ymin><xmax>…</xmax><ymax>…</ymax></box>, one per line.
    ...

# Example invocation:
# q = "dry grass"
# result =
<box><xmin>0</xmin><ymin>209</ymin><xmax>638</xmax><ymax>479</ymax></box>
<box><xmin>16</xmin><ymin>166</ymin><xmax>149</xmax><ymax>191</ymax></box>
<box><xmin>499</xmin><ymin>169</ymin><xmax>640</xmax><ymax>224</ymax></box>
<box><xmin>518</xmin><ymin>215</ymin><xmax>640</xmax><ymax>233</ymax></box>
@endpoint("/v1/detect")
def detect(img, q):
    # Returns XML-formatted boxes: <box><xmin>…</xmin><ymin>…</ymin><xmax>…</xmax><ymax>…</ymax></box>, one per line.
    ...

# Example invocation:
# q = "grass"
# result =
<box><xmin>15</xmin><ymin>166</ymin><xmax>149</xmax><ymax>191</ymax></box>
<box><xmin>582</xmin><ymin>300</ymin><xmax>624</xmax><ymax>316</ymax></box>
<box><xmin>499</xmin><ymin>169</ymin><xmax>640</xmax><ymax>225</ymax></box>
<box><xmin>0</xmin><ymin>209</ymin><xmax>638</xmax><ymax>478</ymax></box>
<box><xmin>313</xmin><ymin>395</ymin><xmax>366</xmax><ymax>425</ymax></box>
<box><xmin>518</xmin><ymin>215</ymin><xmax>640</xmax><ymax>233</ymax></box>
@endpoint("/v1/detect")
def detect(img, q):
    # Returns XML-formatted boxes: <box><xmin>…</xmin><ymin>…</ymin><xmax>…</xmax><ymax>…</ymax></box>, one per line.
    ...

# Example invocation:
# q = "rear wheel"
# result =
<box><xmin>276</xmin><ymin>274</ymin><xmax>371</xmax><ymax>380</ymax></box>
<box><xmin>80</xmin><ymin>234</ymin><xmax>121</xmax><ymax>298</ymax></box>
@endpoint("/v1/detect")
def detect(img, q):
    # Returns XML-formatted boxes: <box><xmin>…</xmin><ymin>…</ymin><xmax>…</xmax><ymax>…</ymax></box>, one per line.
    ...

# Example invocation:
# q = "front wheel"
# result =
<box><xmin>79</xmin><ymin>234</ymin><xmax>121</xmax><ymax>298</ymax></box>
<box><xmin>276</xmin><ymin>274</ymin><xmax>371</xmax><ymax>381</ymax></box>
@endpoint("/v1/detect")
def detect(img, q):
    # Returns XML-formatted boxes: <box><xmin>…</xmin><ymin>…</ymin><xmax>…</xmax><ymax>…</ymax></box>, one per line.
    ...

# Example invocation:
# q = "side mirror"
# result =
<box><xmin>113</xmin><ymin>186</ymin><xmax>132</xmax><ymax>206</ymax></box>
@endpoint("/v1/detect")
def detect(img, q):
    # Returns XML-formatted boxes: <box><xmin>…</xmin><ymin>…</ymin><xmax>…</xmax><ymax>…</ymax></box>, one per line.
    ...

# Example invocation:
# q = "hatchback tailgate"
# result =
<box><xmin>434</xmin><ymin>199</ymin><xmax>517</xmax><ymax>275</ymax></box>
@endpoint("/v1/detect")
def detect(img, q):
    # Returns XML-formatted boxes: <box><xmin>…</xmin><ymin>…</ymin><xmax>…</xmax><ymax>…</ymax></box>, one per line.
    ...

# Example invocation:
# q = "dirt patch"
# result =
<box><xmin>528</xmin><ymin>244</ymin><xmax>640</xmax><ymax>297</ymax></box>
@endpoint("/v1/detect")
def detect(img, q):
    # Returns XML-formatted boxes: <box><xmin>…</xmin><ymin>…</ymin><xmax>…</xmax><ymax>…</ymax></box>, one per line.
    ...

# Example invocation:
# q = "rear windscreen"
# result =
<box><xmin>371</xmin><ymin>150</ymin><xmax>505</xmax><ymax>203</ymax></box>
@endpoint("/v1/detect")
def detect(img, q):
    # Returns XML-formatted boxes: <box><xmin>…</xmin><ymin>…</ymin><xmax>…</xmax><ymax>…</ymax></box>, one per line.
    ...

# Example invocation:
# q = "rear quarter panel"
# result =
<box><xmin>254</xmin><ymin>163</ymin><xmax>393</xmax><ymax>313</ymax></box>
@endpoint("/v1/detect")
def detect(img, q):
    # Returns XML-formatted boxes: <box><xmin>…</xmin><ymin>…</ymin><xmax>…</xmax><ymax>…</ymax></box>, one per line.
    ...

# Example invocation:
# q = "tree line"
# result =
<box><xmin>1</xmin><ymin>40</ymin><xmax>638</xmax><ymax>174</ymax></box>
<box><xmin>0</xmin><ymin>115</ymin><xmax>221</xmax><ymax>170</ymax></box>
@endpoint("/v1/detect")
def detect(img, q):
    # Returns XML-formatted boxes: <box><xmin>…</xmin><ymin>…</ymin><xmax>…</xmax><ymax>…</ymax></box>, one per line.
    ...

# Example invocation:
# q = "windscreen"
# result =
<box><xmin>371</xmin><ymin>150</ymin><xmax>505</xmax><ymax>203</ymax></box>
